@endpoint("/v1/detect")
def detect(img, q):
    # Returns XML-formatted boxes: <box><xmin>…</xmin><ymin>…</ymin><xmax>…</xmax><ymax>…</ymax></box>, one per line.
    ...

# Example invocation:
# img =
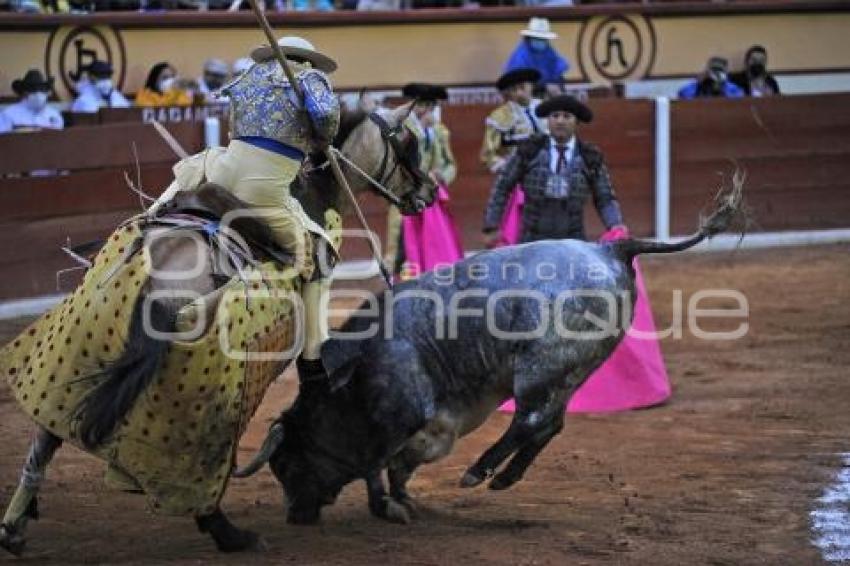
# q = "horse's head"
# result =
<box><xmin>336</xmin><ymin>102</ymin><xmax>437</xmax><ymax>215</ymax></box>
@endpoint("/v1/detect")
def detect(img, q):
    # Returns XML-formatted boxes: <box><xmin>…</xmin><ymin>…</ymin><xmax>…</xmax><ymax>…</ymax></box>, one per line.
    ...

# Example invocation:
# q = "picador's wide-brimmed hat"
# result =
<box><xmin>402</xmin><ymin>83</ymin><xmax>448</xmax><ymax>102</ymax></box>
<box><xmin>535</xmin><ymin>94</ymin><xmax>593</xmax><ymax>123</ymax></box>
<box><xmin>11</xmin><ymin>69</ymin><xmax>53</xmax><ymax>95</ymax></box>
<box><xmin>496</xmin><ymin>68</ymin><xmax>541</xmax><ymax>91</ymax></box>
<box><xmin>250</xmin><ymin>36</ymin><xmax>338</xmax><ymax>74</ymax></box>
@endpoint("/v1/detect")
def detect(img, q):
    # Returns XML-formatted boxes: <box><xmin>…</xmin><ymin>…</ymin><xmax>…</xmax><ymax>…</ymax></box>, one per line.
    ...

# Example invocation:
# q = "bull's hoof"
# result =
<box><xmin>488</xmin><ymin>473</ymin><xmax>516</xmax><ymax>491</ymax></box>
<box><xmin>460</xmin><ymin>471</ymin><xmax>484</xmax><ymax>488</ymax></box>
<box><xmin>214</xmin><ymin>528</ymin><xmax>266</xmax><ymax>553</ymax></box>
<box><xmin>0</xmin><ymin>524</ymin><xmax>25</xmax><ymax>557</ymax></box>
<box><xmin>394</xmin><ymin>495</ymin><xmax>419</xmax><ymax>519</ymax></box>
<box><xmin>383</xmin><ymin>497</ymin><xmax>411</xmax><ymax>525</ymax></box>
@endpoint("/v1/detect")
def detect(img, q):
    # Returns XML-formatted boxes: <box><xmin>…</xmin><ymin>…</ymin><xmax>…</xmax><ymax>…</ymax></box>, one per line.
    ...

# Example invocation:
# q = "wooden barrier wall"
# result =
<box><xmin>670</xmin><ymin>93</ymin><xmax>850</xmax><ymax>235</ymax></box>
<box><xmin>0</xmin><ymin>93</ymin><xmax>848</xmax><ymax>301</ymax></box>
<box><xmin>0</xmin><ymin>122</ymin><xmax>204</xmax><ymax>300</ymax></box>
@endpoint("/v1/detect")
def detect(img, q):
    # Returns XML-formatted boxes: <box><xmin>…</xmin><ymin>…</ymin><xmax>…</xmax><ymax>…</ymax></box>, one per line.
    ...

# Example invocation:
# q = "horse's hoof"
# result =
<box><xmin>0</xmin><ymin>524</ymin><xmax>25</xmax><ymax>557</ymax></box>
<box><xmin>215</xmin><ymin>529</ymin><xmax>266</xmax><ymax>553</ymax></box>
<box><xmin>460</xmin><ymin>471</ymin><xmax>484</xmax><ymax>488</ymax></box>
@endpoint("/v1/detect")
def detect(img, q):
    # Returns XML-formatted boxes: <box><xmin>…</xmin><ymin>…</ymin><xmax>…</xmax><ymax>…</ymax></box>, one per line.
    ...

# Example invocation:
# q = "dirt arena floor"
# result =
<box><xmin>1</xmin><ymin>243</ymin><xmax>848</xmax><ymax>565</ymax></box>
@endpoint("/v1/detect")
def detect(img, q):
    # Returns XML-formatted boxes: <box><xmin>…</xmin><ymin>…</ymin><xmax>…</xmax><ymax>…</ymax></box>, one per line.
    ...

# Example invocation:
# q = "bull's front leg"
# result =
<box><xmin>195</xmin><ymin>507</ymin><xmax>264</xmax><ymax>552</ymax></box>
<box><xmin>388</xmin><ymin>450</ymin><xmax>421</xmax><ymax>517</ymax></box>
<box><xmin>365</xmin><ymin>470</ymin><xmax>410</xmax><ymax>525</ymax></box>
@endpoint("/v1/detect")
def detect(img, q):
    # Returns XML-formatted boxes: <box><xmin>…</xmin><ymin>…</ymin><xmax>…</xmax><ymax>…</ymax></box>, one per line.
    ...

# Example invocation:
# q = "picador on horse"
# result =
<box><xmin>0</xmin><ymin>35</ymin><xmax>434</xmax><ymax>554</ymax></box>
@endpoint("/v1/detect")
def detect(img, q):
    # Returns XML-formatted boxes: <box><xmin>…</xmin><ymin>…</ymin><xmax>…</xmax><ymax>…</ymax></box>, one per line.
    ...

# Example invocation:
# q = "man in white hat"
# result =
<box><xmin>150</xmin><ymin>36</ymin><xmax>340</xmax><ymax>384</ymax></box>
<box><xmin>504</xmin><ymin>17</ymin><xmax>570</xmax><ymax>95</ymax></box>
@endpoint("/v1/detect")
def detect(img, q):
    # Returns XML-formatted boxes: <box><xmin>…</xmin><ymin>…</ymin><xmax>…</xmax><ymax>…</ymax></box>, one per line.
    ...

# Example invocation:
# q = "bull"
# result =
<box><xmin>234</xmin><ymin>185</ymin><xmax>742</xmax><ymax>525</ymax></box>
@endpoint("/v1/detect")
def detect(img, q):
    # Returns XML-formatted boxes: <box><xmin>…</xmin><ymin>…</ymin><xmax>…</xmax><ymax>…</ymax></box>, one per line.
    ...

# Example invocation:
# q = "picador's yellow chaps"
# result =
<box><xmin>0</xmin><ymin>212</ymin><xmax>341</xmax><ymax>516</ymax></box>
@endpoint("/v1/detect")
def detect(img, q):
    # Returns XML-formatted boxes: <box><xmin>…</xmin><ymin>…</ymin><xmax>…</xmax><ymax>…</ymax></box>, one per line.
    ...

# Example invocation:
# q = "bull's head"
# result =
<box><xmin>232</xmin><ymin>372</ymin><xmax>363</xmax><ymax>524</ymax></box>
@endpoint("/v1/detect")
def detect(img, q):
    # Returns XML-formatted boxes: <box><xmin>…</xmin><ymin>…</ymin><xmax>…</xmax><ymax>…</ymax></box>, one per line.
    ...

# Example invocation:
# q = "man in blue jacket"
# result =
<box><xmin>678</xmin><ymin>56</ymin><xmax>744</xmax><ymax>99</ymax></box>
<box><xmin>504</xmin><ymin>17</ymin><xmax>569</xmax><ymax>96</ymax></box>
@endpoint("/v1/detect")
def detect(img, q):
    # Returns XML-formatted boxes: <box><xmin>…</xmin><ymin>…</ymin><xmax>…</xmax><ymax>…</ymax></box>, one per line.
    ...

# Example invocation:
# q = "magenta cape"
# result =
<box><xmin>499</xmin><ymin>227</ymin><xmax>671</xmax><ymax>413</ymax></box>
<box><xmin>401</xmin><ymin>185</ymin><xmax>465</xmax><ymax>276</ymax></box>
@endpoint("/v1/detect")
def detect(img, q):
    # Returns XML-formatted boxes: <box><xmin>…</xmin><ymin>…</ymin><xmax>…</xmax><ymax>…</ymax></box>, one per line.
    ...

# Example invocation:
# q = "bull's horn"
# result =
<box><xmin>232</xmin><ymin>422</ymin><xmax>284</xmax><ymax>478</ymax></box>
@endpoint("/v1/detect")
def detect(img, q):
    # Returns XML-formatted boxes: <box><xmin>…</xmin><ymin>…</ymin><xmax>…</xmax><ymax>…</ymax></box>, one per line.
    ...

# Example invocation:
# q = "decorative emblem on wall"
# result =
<box><xmin>45</xmin><ymin>25</ymin><xmax>126</xmax><ymax>99</ymax></box>
<box><xmin>577</xmin><ymin>15</ymin><xmax>656</xmax><ymax>84</ymax></box>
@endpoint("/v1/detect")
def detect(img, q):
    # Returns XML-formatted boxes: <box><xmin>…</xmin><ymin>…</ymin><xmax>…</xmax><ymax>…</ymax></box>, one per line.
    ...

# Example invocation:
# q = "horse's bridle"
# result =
<box><xmin>366</xmin><ymin>111</ymin><xmax>429</xmax><ymax>211</ymax></box>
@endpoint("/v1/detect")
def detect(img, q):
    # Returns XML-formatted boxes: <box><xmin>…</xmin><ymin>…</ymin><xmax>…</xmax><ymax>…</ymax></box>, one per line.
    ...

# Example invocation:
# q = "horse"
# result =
<box><xmin>0</xmin><ymin>101</ymin><xmax>436</xmax><ymax>555</ymax></box>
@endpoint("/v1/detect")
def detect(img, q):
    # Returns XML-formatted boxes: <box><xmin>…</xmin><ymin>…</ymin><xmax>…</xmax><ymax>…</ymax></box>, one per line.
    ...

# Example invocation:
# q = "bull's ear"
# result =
<box><xmin>321</xmin><ymin>338</ymin><xmax>362</xmax><ymax>392</ymax></box>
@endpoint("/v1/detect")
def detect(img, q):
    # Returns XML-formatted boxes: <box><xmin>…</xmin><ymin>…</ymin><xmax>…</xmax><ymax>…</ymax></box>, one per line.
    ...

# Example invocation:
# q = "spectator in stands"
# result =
<box><xmin>504</xmin><ymin>18</ymin><xmax>569</xmax><ymax>97</ymax></box>
<box><xmin>730</xmin><ymin>45</ymin><xmax>780</xmax><ymax>97</ymax></box>
<box><xmin>197</xmin><ymin>58</ymin><xmax>229</xmax><ymax>102</ymax></box>
<box><xmin>678</xmin><ymin>56</ymin><xmax>744</xmax><ymax>99</ymax></box>
<box><xmin>232</xmin><ymin>57</ymin><xmax>253</xmax><ymax>78</ymax></box>
<box><xmin>71</xmin><ymin>60</ymin><xmax>130</xmax><ymax>113</ymax></box>
<box><xmin>0</xmin><ymin>69</ymin><xmax>63</xmax><ymax>132</ymax></box>
<box><xmin>135</xmin><ymin>62</ymin><xmax>193</xmax><ymax>107</ymax></box>
<box><xmin>0</xmin><ymin>111</ymin><xmax>11</xmax><ymax>135</ymax></box>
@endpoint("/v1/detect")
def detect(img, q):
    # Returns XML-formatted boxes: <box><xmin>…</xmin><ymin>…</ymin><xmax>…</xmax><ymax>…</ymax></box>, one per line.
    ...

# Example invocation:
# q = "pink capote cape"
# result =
<box><xmin>401</xmin><ymin>185</ymin><xmax>464</xmax><ymax>276</ymax></box>
<box><xmin>499</xmin><ymin>226</ymin><xmax>672</xmax><ymax>413</ymax></box>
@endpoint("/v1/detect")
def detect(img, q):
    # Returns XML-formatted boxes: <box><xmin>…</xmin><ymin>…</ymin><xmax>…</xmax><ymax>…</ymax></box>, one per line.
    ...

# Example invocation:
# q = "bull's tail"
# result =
<box><xmin>74</xmin><ymin>296</ymin><xmax>172</xmax><ymax>450</ymax></box>
<box><xmin>611</xmin><ymin>171</ymin><xmax>744</xmax><ymax>264</ymax></box>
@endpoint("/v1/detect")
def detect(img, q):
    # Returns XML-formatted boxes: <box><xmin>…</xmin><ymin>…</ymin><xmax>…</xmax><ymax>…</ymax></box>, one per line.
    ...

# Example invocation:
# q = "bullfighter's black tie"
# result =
<box><xmin>555</xmin><ymin>144</ymin><xmax>569</xmax><ymax>174</ymax></box>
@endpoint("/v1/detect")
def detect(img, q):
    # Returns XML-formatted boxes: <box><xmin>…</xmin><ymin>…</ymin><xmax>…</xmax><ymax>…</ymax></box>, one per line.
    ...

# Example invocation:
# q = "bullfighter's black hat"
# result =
<box><xmin>496</xmin><ymin>68</ymin><xmax>541</xmax><ymax>91</ymax></box>
<box><xmin>535</xmin><ymin>94</ymin><xmax>593</xmax><ymax>123</ymax></box>
<box><xmin>402</xmin><ymin>83</ymin><xmax>448</xmax><ymax>102</ymax></box>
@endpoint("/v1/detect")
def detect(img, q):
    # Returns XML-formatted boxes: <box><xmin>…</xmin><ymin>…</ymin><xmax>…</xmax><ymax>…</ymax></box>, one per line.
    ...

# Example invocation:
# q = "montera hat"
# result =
<box><xmin>496</xmin><ymin>68</ymin><xmax>541</xmax><ymax>91</ymax></box>
<box><xmin>401</xmin><ymin>83</ymin><xmax>448</xmax><ymax>102</ymax></box>
<box><xmin>535</xmin><ymin>94</ymin><xmax>593</xmax><ymax>123</ymax></box>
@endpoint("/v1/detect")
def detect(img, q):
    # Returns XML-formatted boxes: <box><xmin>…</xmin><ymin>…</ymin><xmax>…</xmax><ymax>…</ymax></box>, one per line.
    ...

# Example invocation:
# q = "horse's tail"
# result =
<box><xmin>76</xmin><ymin>295</ymin><xmax>173</xmax><ymax>449</ymax></box>
<box><xmin>611</xmin><ymin>172</ymin><xmax>744</xmax><ymax>264</ymax></box>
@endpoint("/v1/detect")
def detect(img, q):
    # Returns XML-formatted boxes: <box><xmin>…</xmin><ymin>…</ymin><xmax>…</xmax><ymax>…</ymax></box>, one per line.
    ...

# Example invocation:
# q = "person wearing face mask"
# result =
<box><xmin>678</xmin><ymin>56</ymin><xmax>744</xmax><ymax>99</ymax></box>
<box><xmin>504</xmin><ymin>18</ymin><xmax>569</xmax><ymax>96</ymax></box>
<box><xmin>71</xmin><ymin>61</ymin><xmax>131</xmax><ymax>113</ymax></box>
<box><xmin>730</xmin><ymin>45</ymin><xmax>781</xmax><ymax>97</ymax></box>
<box><xmin>197</xmin><ymin>58</ymin><xmax>230</xmax><ymax>103</ymax></box>
<box><xmin>1</xmin><ymin>69</ymin><xmax>63</xmax><ymax>132</ymax></box>
<box><xmin>135</xmin><ymin>62</ymin><xmax>193</xmax><ymax>107</ymax></box>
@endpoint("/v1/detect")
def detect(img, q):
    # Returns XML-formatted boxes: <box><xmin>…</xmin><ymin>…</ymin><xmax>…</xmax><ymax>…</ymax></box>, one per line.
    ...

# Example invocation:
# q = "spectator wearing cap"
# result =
<box><xmin>480</xmin><ymin>68</ymin><xmax>546</xmax><ymax>175</ymax></box>
<box><xmin>504</xmin><ymin>18</ymin><xmax>570</xmax><ymax>96</ymax></box>
<box><xmin>0</xmin><ymin>69</ymin><xmax>63</xmax><ymax>132</ymax></box>
<box><xmin>678</xmin><ymin>56</ymin><xmax>744</xmax><ymax>99</ymax></box>
<box><xmin>385</xmin><ymin>83</ymin><xmax>460</xmax><ymax>276</ymax></box>
<box><xmin>136</xmin><ymin>62</ymin><xmax>193</xmax><ymax>107</ymax></box>
<box><xmin>483</xmin><ymin>95</ymin><xmax>625</xmax><ymax>245</ymax></box>
<box><xmin>71</xmin><ymin>60</ymin><xmax>131</xmax><ymax>113</ymax></box>
<box><xmin>197</xmin><ymin>58</ymin><xmax>229</xmax><ymax>102</ymax></box>
<box><xmin>730</xmin><ymin>45</ymin><xmax>780</xmax><ymax>97</ymax></box>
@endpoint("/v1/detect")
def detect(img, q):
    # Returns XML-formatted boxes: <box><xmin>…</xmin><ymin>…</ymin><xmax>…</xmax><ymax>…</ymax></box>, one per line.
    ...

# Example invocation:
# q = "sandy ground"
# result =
<box><xmin>1</xmin><ymin>243</ymin><xmax>849</xmax><ymax>565</ymax></box>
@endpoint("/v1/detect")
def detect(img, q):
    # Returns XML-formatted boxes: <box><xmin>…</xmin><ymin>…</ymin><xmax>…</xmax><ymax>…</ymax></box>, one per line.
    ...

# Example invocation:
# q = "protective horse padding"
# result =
<box><xmin>1</xmin><ymin>221</ymin><xmax>299</xmax><ymax>516</ymax></box>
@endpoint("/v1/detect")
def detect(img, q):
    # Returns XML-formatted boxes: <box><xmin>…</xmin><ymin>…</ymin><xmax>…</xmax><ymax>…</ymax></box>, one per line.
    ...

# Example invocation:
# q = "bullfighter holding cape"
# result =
<box><xmin>483</xmin><ymin>94</ymin><xmax>671</xmax><ymax>413</ymax></box>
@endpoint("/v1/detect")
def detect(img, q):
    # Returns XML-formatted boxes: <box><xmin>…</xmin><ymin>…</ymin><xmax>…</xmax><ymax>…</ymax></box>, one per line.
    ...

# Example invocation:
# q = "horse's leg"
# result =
<box><xmin>195</xmin><ymin>507</ymin><xmax>263</xmax><ymax>553</ymax></box>
<box><xmin>0</xmin><ymin>426</ymin><xmax>62</xmax><ymax>556</ymax></box>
